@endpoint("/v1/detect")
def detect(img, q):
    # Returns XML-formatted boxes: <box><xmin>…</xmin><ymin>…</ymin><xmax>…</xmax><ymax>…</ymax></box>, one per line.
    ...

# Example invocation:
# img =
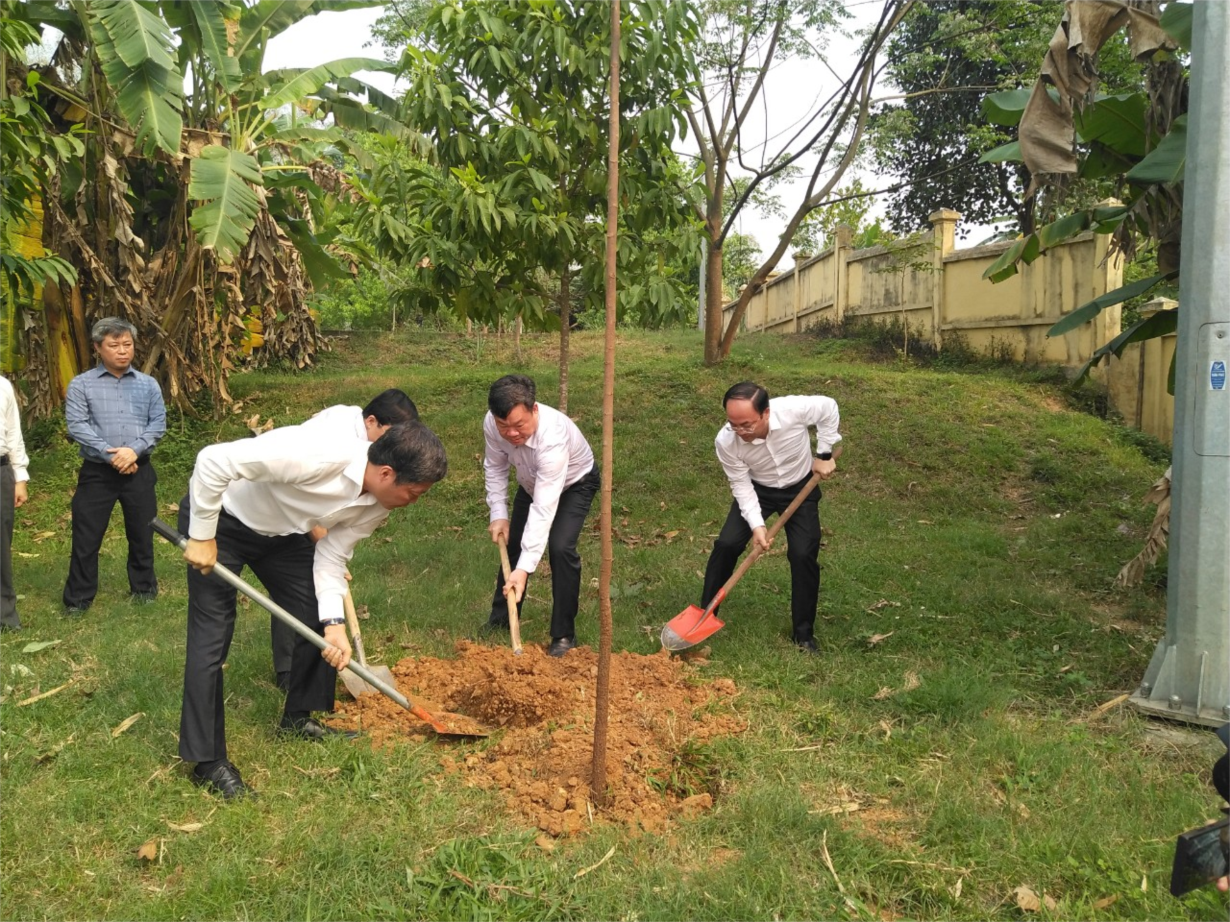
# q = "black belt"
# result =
<box><xmin>0</xmin><ymin>455</ymin><xmax>8</xmax><ymax>466</ymax></box>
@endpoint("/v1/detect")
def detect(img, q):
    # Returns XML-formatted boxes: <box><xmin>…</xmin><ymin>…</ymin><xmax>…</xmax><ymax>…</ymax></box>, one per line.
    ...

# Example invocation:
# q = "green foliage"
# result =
<box><xmin>86</xmin><ymin>0</ymin><xmax>185</xmax><ymax>156</ymax></box>
<box><xmin>976</xmin><ymin>0</ymin><xmax>1189</xmax><ymax>382</ymax></box>
<box><xmin>791</xmin><ymin>179</ymin><xmax>894</xmax><ymax>255</ymax></box>
<box><xmin>364</xmin><ymin>0</ymin><xmax>703</xmax><ymax>332</ymax></box>
<box><xmin>873</xmin><ymin>1</ymin><xmax>1144</xmax><ymax>237</ymax></box>
<box><xmin>0</xmin><ymin>13</ymin><xmax>81</xmax><ymax>326</ymax></box>
<box><xmin>187</xmin><ymin>145</ymin><xmax>264</xmax><ymax>262</ymax></box>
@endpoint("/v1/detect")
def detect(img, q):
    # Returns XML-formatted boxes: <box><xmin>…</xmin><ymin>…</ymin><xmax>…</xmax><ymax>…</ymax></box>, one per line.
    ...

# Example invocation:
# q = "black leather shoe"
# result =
<box><xmin>64</xmin><ymin>604</ymin><xmax>90</xmax><ymax>618</ymax></box>
<box><xmin>274</xmin><ymin>671</ymin><xmax>290</xmax><ymax>692</ymax></box>
<box><xmin>0</xmin><ymin>622</ymin><xmax>21</xmax><ymax>633</ymax></box>
<box><xmin>548</xmin><ymin>636</ymin><xmax>577</xmax><ymax>658</ymax></box>
<box><xmin>131</xmin><ymin>590</ymin><xmax>158</xmax><ymax>604</ymax></box>
<box><xmin>277</xmin><ymin>715</ymin><xmax>360</xmax><ymax>741</ymax></box>
<box><xmin>796</xmin><ymin>638</ymin><xmax>819</xmax><ymax>654</ymax></box>
<box><xmin>191</xmin><ymin>760</ymin><xmax>256</xmax><ymax>800</ymax></box>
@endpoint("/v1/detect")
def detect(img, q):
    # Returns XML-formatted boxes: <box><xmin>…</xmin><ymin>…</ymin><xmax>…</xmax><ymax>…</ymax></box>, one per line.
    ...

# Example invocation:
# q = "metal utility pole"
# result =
<box><xmin>1130</xmin><ymin>1</ymin><xmax>1230</xmax><ymax>727</ymax></box>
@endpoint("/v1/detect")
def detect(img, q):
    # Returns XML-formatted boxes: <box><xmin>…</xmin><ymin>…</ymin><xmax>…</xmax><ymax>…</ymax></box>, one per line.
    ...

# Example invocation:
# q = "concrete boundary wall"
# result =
<box><xmin>722</xmin><ymin>209</ymin><xmax>1124</xmax><ymax>375</ymax></box>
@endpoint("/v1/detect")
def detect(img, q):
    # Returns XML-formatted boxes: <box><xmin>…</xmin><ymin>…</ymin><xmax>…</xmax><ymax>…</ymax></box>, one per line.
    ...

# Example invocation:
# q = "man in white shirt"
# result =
<box><xmin>302</xmin><ymin>388</ymin><xmax>418</xmax><ymax>445</ymax></box>
<box><xmin>702</xmin><ymin>381</ymin><xmax>842</xmax><ymax>653</ymax></box>
<box><xmin>261</xmin><ymin>388</ymin><xmax>418</xmax><ymax>689</ymax></box>
<box><xmin>1</xmin><ymin>377</ymin><xmax>30</xmax><ymax>632</ymax></box>
<box><xmin>177</xmin><ymin>420</ymin><xmax>447</xmax><ymax>799</ymax></box>
<box><xmin>483</xmin><ymin>375</ymin><xmax>599</xmax><ymax>657</ymax></box>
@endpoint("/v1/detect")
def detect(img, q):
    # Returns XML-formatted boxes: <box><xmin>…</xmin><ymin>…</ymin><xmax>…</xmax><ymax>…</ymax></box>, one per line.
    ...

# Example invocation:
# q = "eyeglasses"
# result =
<box><xmin>727</xmin><ymin>420</ymin><xmax>760</xmax><ymax>434</ymax></box>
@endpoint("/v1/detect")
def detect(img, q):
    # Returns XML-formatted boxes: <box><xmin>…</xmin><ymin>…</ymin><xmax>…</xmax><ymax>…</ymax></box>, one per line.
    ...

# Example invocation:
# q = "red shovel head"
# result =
<box><xmin>660</xmin><ymin>604</ymin><xmax>726</xmax><ymax>652</ymax></box>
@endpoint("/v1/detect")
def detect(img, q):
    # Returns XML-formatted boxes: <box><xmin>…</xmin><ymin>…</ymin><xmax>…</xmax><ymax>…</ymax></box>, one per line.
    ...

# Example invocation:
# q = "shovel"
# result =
<box><xmin>661</xmin><ymin>472</ymin><xmax>822</xmax><ymax>652</ymax></box>
<box><xmin>151</xmin><ymin>518</ymin><xmax>487</xmax><ymax>739</ymax></box>
<box><xmin>339</xmin><ymin>586</ymin><xmax>397</xmax><ymax>698</ymax></box>
<box><xmin>496</xmin><ymin>534</ymin><xmax>524</xmax><ymax>655</ymax></box>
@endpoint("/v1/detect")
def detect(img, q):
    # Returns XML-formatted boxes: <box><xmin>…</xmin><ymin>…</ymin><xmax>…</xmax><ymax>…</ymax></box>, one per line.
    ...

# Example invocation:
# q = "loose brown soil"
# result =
<box><xmin>330</xmin><ymin>640</ymin><xmax>746</xmax><ymax>836</ymax></box>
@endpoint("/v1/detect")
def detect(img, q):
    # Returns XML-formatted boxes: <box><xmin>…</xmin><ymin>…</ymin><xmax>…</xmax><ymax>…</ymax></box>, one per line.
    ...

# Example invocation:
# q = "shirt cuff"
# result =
<box><xmin>317</xmin><ymin>594</ymin><xmax>343</xmax><ymax>623</ymax></box>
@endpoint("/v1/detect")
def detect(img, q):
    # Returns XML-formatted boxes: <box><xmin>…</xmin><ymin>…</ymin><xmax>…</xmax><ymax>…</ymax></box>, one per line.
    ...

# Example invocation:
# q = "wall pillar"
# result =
<box><xmin>833</xmin><ymin>223</ymin><xmax>852</xmax><ymax>326</ymax></box>
<box><xmin>929</xmin><ymin>209</ymin><xmax>960</xmax><ymax>349</ymax></box>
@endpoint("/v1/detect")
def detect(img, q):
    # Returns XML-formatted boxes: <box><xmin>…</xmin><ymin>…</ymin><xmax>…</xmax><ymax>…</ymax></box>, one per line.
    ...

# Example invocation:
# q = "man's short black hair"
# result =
<box><xmin>723</xmin><ymin>381</ymin><xmax>770</xmax><ymax>414</ymax></box>
<box><xmin>362</xmin><ymin>389</ymin><xmax>418</xmax><ymax>426</ymax></box>
<box><xmin>488</xmin><ymin>374</ymin><xmax>536</xmax><ymax>419</ymax></box>
<box><xmin>91</xmin><ymin>317</ymin><xmax>138</xmax><ymax>344</ymax></box>
<box><xmin>368</xmin><ymin>421</ymin><xmax>447</xmax><ymax>484</ymax></box>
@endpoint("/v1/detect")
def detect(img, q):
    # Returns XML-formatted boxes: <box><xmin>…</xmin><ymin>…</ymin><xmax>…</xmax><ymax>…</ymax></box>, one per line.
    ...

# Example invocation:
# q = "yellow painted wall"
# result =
<box><xmin>723</xmin><ymin>219</ymin><xmax>1124</xmax><ymax>385</ymax></box>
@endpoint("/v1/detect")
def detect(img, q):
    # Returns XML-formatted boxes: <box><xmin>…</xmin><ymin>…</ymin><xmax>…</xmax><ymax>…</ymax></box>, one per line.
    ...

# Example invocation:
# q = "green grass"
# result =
<box><xmin>3</xmin><ymin>329</ymin><xmax>1225</xmax><ymax>921</ymax></box>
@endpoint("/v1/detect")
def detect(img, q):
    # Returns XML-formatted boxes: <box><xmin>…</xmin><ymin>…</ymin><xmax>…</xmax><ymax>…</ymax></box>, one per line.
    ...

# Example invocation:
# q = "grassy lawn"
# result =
<box><xmin>2</xmin><ymin>328</ymin><xmax>1224</xmax><ymax>921</ymax></box>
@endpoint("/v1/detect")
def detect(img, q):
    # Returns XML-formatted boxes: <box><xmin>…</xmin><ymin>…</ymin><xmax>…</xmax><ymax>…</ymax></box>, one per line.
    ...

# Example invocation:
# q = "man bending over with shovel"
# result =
<box><xmin>701</xmin><ymin>382</ymin><xmax>841</xmax><ymax>654</ymax></box>
<box><xmin>177</xmin><ymin>420</ymin><xmax>447</xmax><ymax>799</ymax></box>
<box><xmin>483</xmin><ymin>374</ymin><xmax>599</xmax><ymax>657</ymax></box>
<box><xmin>253</xmin><ymin>388</ymin><xmax>419</xmax><ymax>690</ymax></box>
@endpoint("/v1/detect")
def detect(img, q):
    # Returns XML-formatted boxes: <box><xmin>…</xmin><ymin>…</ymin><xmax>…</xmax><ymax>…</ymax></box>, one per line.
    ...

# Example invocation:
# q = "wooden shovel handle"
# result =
<box><xmin>342</xmin><ymin>588</ymin><xmax>369</xmax><ymax>668</ymax></box>
<box><xmin>496</xmin><ymin>533</ymin><xmax>524</xmax><ymax>655</ymax></box>
<box><xmin>715</xmin><ymin>472</ymin><xmax>822</xmax><ymax>604</ymax></box>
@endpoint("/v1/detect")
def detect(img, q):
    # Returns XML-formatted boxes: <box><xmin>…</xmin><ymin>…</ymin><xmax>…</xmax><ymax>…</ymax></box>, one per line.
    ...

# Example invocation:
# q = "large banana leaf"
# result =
<box><xmin>187</xmin><ymin>1</ymin><xmax>242</xmax><ymax>94</ymax></box>
<box><xmin>1126</xmin><ymin>116</ymin><xmax>1186</xmax><ymax>185</ymax></box>
<box><xmin>90</xmin><ymin>0</ymin><xmax>176</xmax><ymax>70</ymax></box>
<box><xmin>88</xmin><ymin>0</ymin><xmax>184</xmax><ymax>155</ymax></box>
<box><xmin>188</xmin><ymin>145</ymin><xmax>264</xmax><ymax>262</ymax></box>
<box><xmin>101</xmin><ymin>58</ymin><xmax>185</xmax><ymax>157</ymax></box>
<box><xmin>1047</xmin><ymin>271</ymin><xmax>1178</xmax><ymax>338</ymax></box>
<box><xmin>261</xmin><ymin>58</ymin><xmax>396</xmax><ymax>112</ymax></box>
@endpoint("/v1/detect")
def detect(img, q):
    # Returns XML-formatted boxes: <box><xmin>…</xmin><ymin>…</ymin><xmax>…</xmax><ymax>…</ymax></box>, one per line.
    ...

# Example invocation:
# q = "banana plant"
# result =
<box><xmin>8</xmin><ymin>0</ymin><xmax>409</xmax><ymax>417</ymax></box>
<box><xmin>975</xmin><ymin>1</ymin><xmax>1190</xmax><ymax>387</ymax></box>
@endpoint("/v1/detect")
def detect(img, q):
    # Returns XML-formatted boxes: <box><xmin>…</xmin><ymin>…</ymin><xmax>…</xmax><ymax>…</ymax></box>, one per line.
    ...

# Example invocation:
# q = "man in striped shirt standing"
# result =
<box><xmin>63</xmin><ymin>317</ymin><xmax>166</xmax><ymax>613</ymax></box>
<box><xmin>702</xmin><ymin>381</ymin><xmax>842</xmax><ymax>653</ymax></box>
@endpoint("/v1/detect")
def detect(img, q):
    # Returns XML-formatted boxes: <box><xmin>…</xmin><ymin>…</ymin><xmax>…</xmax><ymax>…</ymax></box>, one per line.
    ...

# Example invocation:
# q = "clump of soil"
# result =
<box><xmin>331</xmin><ymin>640</ymin><xmax>745</xmax><ymax>836</ymax></box>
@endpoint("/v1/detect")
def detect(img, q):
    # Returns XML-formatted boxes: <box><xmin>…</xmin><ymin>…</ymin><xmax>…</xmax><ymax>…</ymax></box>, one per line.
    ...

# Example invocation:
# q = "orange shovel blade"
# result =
<box><xmin>660</xmin><ymin>604</ymin><xmax>725</xmax><ymax>652</ymax></box>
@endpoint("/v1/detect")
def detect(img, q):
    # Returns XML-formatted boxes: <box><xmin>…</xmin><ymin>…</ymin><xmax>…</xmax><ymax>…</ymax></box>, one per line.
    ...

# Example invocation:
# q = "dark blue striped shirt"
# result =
<box><xmin>65</xmin><ymin>365</ymin><xmax>166</xmax><ymax>464</ymax></box>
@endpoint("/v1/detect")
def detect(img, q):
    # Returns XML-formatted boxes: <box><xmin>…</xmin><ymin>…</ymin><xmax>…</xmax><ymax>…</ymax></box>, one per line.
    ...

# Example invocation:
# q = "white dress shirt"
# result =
<box><xmin>715</xmin><ymin>394</ymin><xmax>842</xmax><ymax>530</ymax></box>
<box><xmin>188</xmin><ymin>424</ymin><xmax>386</xmax><ymax>623</ymax></box>
<box><xmin>0</xmin><ymin>377</ymin><xmax>30</xmax><ymax>483</ymax></box>
<box><xmin>484</xmin><ymin>403</ymin><xmax>594</xmax><ymax>573</ymax></box>
<box><xmin>301</xmin><ymin>404</ymin><xmax>366</xmax><ymax>441</ymax></box>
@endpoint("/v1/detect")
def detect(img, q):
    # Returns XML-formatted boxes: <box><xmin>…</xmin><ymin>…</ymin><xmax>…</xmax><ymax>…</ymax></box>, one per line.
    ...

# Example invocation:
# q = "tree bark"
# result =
<box><xmin>703</xmin><ymin>224</ymin><xmax>724</xmax><ymax>365</ymax></box>
<box><xmin>591</xmin><ymin>0</ymin><xmax>620</xmax><ymax>807</ymax></box>
<box><xmin>558</xmin><ymin>263</ymin><xmax>572</xmax><ymax>414</ymax></box>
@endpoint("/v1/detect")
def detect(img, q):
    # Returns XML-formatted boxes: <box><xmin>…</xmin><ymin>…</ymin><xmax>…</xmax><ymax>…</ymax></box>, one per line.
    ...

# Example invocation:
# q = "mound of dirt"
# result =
<box><xmin>330</xmin><ymin>640</ymin><xmax>745</xmax><ymax>836</ymax></box>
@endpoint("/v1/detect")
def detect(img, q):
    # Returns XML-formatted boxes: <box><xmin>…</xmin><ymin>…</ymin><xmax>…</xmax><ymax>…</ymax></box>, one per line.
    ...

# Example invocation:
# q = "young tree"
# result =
<box><xmin>383</xmin><ymin>0</ymin><xmax>700</xmax><ymax>411</ymax></box>
<box><xmin>687</xmin><ymin>0</ymin><xmax>913</xmax><ymax>364</ymax></box>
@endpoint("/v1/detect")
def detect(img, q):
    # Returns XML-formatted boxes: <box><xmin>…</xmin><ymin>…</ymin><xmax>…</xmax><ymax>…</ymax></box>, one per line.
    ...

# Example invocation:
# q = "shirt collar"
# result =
<box><xmin>343</xmin><ymin>444</ymin><xmax>370</xmax><ymax>491</ymax></box>
<box><xmin>92</xmin><ymin>363</ymin><xmax>135</xmax><ymax>379</ymax></box>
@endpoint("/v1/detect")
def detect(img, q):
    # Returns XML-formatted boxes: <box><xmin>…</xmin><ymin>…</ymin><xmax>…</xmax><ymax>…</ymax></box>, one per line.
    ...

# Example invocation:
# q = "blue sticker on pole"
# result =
<box><xmin>1212</xmin><ymin>360</ymin><xmax>1227</xmax><ymax>390</ymax></box>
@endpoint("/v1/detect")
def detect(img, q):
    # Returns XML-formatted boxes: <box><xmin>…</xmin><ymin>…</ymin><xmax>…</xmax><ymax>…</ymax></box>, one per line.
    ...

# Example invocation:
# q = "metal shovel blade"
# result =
<box><xmin>340</xmin><ymin>662</ymin><xmax>397</xmax><ymax>700</ymax></box>
<box><xmin>660</xmin><ymin>604</ymin><xmax>726</xmax><ymax>652</ymax></box>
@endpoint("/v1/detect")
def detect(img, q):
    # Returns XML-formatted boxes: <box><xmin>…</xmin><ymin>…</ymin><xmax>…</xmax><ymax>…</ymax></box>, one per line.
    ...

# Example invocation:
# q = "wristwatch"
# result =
<box><xmin>815</xmin><ymin>451</ymin><xmax>833</xmax><ymax>461</ymax></box>
<box><xmin>321</xmin><ymin>617</ymin><xmax>345</xmax><ymax>627</ymax></box>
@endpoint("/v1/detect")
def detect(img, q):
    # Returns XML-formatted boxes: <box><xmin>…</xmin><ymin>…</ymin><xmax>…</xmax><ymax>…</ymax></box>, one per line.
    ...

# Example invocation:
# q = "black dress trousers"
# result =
<box><xmin>701</xmin><ymin>473</ymin><xmax>822</xmax><ymax>642</ymax></box>
<box><xmin>63</xmin><ymin>458</ymin><xmax>158</xmax><ymax>608</ymax></box>
<box><xmin>491</xmin><ymin>466</ymin><xmax>600</xmax><ymax>641</ymax></box>
<box><xmin>177</xmin><ymin>498</ymin><xmax>336</xmax><ymax>764</ymax></box>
